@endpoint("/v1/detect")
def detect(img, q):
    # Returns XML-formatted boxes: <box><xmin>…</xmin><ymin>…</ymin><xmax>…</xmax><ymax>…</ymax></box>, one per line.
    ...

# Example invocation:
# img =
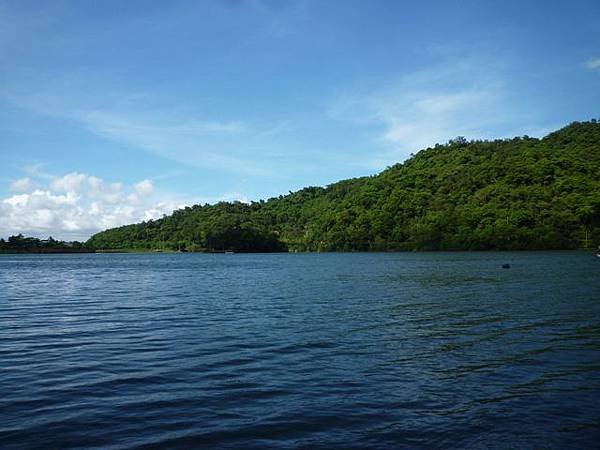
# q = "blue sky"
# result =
<box><xmin>1</xmin><ymin>0</ymin><xmax>599</xmax><ymax>240</ymax></box>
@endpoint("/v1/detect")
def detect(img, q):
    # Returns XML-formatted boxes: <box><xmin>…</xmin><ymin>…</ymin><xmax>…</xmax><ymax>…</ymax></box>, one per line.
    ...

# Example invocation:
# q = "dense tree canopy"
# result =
<box><xmin>87</xmin><ymin>121</ymin><xmax>600</xmax><ymax>252</ymax></box>
<box><xmin>0</xmin><ymin>235</ymin><xmax>94</xmax><ymax>253</ymax></box>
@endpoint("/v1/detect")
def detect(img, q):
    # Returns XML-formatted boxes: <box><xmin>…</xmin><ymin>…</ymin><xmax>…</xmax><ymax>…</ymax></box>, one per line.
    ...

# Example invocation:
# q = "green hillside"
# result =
<box><xmin>87</xmin><ymin>121</ymin><xmax>600</xmax><ymax>252</ymax></box>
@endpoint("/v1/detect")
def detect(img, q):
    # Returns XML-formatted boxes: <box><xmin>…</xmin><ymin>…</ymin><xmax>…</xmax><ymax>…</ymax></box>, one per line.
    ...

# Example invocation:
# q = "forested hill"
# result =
<box><xmin>87</xmin><ymin>121</ymin><xmax>600</xmax><ymax>252</ymax></box>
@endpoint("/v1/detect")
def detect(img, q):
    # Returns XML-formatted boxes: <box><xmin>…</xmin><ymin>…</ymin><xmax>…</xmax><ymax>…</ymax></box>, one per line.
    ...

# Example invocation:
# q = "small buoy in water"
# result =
<box><xmin>502</xmin><ymin>264</ymin><xmax>510</xmax><ymax>269</ymax></box>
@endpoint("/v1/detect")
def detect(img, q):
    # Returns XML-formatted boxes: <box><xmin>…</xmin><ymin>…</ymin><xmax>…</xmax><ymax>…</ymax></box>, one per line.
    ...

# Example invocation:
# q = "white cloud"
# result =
<box><xmin>25</xmin><ymin>163</ymin><xmax>54</xmax><ymax>179</ymax></box>
<box><xmin>4</xmin><ymin>189</ymin><xmax>78</xmax><ymax>209</ymax></box>
<box><xmin>78</xmin><ymin>110</ymin><xmax>274</xmax><ymax>176</ymax></box>
<box><xmin>0</xmin><ymin>173</ymin><xmax>184</xmax><ymax>241</ymax></box>
<box><xmin>50</xmin><ymin>172</ymin><xmax>88</xmax><ymax>192</ymax></box>
<box><xmin>375</xmin><ymin>87</ymin><xmax>499</xmax><ymax>150</ymax></box>
<box><xmin>134</xmin><ymin>179</ymin><xmax>154</xmax><ymax>196</ymax></box>
<box><xmin>329</xmin><ymin>61</ymin><xmax>547</xmax><ymax>168</ymax></box>
<box><xmin>586</xmin><ymin>57</ymin><xmax>600</xmax><ymax>70</ymax></box>
<box><xmin>0</xmin><ymin>88</ymin><xmax>295</xmax><ymax>178</ymax></box>
<box><xmin>142</xmin><ymin>202</ymin><xmax>175</xmax><ymax>221</ymax></box>
<box><xmin>9</xmin><ymin>177</ymin><xmax>33</xmax><ymax>192</ymax></box>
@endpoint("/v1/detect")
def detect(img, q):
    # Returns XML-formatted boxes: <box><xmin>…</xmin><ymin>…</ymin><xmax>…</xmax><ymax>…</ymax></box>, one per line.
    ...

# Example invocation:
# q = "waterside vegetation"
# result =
<box><xmin>87</xmin><ymin>121</ymin><xmax>600</xmax><ymax>252</ymax></box>
<box><xmin>0</xmin><ymin>234</ymin><xmax>94</xmax><ymax>253</ymax></box>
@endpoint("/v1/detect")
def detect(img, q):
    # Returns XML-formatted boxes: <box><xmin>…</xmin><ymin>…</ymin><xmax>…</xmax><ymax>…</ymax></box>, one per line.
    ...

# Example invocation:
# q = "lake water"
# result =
<box><xmin>1</xmin><ymin>252</ymin><xmax>599</xmax><ymax>449</ymax></box>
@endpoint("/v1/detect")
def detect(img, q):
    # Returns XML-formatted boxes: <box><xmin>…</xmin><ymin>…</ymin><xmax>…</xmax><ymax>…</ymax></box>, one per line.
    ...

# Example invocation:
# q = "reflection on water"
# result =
<box><xmin>1</xmin><ymin>251</ymin><xmax>599</xmax><ymax>449</ymax></box>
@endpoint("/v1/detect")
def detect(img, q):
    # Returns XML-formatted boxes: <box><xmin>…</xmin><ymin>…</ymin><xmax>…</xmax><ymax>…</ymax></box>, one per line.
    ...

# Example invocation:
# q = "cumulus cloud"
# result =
<box><xmin>586</xmin><ymin>57</ymin><xmax>600</xmax><ymax>71</ymax></box>
<box><xmin>1</xmin><ymin>173</ymin><xmax>184</xmax><ymax>241</ymax></box>
<box><xmin>50</xmin><ymin>172</ymin><xmax>88</xmax><ymax>192</ymax></box>
<box><xmin>134</xmin><ymin>179</ymin><xmax>154</xmax><ymax>196</ymax></box>
<box><xmin>9</xmin><ymin>177</ymin><xmax>33</xmax><ymax>192</ymax></box>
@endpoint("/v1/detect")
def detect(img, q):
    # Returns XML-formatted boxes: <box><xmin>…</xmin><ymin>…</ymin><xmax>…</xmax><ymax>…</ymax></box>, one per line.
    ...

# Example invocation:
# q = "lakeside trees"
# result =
<box><xmin>87</xmin><ymin>121</ymin><xmax>600</xmax><ymax>252</ymax></box>
<box><xmin>0</xmin><ymin>235</ymin><xmax>94</xmax><ymax>253</ymax></box>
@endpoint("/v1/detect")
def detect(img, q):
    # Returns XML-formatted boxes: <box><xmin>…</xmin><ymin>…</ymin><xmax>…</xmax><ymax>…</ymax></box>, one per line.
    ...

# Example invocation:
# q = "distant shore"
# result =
<box><xmin>0</xmin><ymin>249</ymin><xmax>95</xmax><ymax>254</ymax></box>
<box><xmin>33</xmin><ymin>248</ymin><xmax>597</xmax><ymax>255</ymax></box>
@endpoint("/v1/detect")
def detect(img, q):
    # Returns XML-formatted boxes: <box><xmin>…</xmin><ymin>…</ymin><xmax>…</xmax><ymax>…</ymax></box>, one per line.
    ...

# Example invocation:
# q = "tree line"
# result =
<box><xmin>87</xmin><ymin>121</ymin><xmax>600</xmax><ymax>252</ymax></box>
<box><xmin>0</xmin><ymin>234</ymin><xmax>94</xmax><ymax>253</ymax></box>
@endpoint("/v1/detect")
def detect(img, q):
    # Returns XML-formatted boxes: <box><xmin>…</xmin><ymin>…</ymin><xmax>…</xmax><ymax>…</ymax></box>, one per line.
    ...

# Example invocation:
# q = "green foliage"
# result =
<box><xmin>87</xmin><ymin>202</ymin><xmax>287</xmax><ymax>253</ymax></box>
<box><xmin>87</xmin><ymin>121</ymin><xmax>600</xmax><ymax>252</ymax></box>
<box><xmin>0</xmin><ymin>234</ymin><xmax>94</xmax><ymax>253</ymax></box>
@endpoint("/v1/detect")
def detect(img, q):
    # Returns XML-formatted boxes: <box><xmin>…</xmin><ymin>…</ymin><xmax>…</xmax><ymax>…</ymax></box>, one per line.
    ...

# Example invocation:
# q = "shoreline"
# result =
<box><xmin>3</xmin><ymin>248</ymin><xmax>595</xmax><ymax>255</ymax></box>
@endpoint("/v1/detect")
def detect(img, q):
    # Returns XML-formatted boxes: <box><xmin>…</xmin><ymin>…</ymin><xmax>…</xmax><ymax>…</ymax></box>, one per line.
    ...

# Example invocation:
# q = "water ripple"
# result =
<box><xmin>1</xmin><ymin>251</ymin><xmax>599</xmax><ymax>449</ymax></box>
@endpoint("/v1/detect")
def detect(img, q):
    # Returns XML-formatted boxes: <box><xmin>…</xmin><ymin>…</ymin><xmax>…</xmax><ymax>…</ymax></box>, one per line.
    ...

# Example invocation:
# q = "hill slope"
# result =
<box><xmin>87</xmin><ymin>121</ymin><xmax>600</xmax><ymax>251</ymax></box>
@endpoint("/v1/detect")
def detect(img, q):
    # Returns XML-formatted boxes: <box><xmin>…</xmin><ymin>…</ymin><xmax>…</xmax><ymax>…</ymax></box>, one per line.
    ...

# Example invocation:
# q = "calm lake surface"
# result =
<box><xmin>1</xmin><ymin>252</ymin><xmax>599</xmax><ymax>449</ymax></box>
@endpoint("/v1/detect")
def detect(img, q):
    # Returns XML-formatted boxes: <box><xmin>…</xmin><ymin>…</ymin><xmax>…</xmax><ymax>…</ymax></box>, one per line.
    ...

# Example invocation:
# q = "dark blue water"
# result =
<box><xmin>1</xmin><ymin>252</ymin><xmax>599</xmax><ymax>449</ymax></box>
